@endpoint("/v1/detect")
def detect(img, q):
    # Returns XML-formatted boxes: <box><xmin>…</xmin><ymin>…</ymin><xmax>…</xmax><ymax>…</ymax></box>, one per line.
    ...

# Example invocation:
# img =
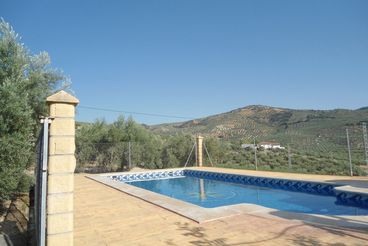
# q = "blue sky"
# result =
<box><xmin>2</xmin><ymin>0</ymin><xmax>368</xmax><ymax>124</ymax></box>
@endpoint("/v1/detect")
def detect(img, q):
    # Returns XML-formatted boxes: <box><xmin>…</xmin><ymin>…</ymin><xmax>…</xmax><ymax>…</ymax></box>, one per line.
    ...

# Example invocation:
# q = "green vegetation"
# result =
<box><xmin>0</xmin><ymin>19</ymin><xmax>65</xmax><ymax>200</ymax></box>
<box><xmin>211</xmin><ymin>145</ymin><xmax>365</xmax><ymax>176</ymax></box>
<box><xmin>76</xmin><ymin>116</ymin><xmax>195</xmax><ymax>172</ymax></box>
<box><xmin>76</xmin><ymin>116</ymin><xmax>367</xmax><ymax>176</ymax></box>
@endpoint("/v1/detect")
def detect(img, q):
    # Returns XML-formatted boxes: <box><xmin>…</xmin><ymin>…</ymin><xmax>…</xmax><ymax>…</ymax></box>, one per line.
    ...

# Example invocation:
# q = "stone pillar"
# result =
<box><xmin>196</xmin><ymin>135</ymin><xmax>203</xmax><ymax>167</ymax></box>
<box><xmin>46</xmin><ymin>90</ymin><xmax>79</xmax><ymax>246</ymax></box>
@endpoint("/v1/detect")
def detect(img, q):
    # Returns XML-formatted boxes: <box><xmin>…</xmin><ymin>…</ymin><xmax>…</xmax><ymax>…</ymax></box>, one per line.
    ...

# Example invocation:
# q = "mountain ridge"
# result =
<box><xmin>150</xmin><ymin>105</ymin><xmax>368</xmax><ymax>149</ymax></box>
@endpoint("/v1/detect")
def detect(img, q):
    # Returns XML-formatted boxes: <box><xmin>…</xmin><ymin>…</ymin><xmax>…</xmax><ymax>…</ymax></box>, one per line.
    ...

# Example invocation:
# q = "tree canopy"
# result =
<box><xmin>0</xmin><ymin>19</ymin><xmax>67</xmax><ymax>200</ymax></box>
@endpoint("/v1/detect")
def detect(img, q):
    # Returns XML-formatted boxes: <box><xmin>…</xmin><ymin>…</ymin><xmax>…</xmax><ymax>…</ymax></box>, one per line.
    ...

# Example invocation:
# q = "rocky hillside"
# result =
<box><xmin>150</xmin><ymin>105</ymin><xmax>368</xmax><ymax>151</ymax></box>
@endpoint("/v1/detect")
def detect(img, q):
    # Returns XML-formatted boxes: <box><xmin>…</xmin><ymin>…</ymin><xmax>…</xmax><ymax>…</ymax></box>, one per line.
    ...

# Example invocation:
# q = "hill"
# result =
<box><xmin>151</xmin><ymin>105</ymin><xmax>368</xmax><ymax>153</ymax></box>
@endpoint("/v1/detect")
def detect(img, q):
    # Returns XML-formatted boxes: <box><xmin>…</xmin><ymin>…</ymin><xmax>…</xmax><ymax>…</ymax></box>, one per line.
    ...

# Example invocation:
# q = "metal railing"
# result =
<box><xmin>34</xmin><ymin>117</ymin><xmax>50</xmax><ymax>246</ymax></box>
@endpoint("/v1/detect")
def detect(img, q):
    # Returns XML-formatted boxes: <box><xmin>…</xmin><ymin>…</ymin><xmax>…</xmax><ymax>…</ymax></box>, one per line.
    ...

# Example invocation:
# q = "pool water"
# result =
<box><xmin>128</xmin><ymin>176</ymin><xmax>368</xmax><ymax>216</ymax></box>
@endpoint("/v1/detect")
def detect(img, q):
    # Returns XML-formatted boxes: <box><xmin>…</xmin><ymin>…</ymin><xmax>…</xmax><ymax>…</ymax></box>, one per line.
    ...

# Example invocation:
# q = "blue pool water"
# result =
<box><xmin>128</xmin><ymin>176</ymin><xmax>368</xmax><ymax>215</ymax></box>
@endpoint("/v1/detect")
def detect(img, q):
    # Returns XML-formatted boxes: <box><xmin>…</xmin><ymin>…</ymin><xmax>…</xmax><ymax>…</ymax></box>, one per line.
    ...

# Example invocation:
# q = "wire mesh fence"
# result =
<box><xmin>206</xmin><ymin>125</ymin><xmax>368</xmax><ymax>176</ymax></box>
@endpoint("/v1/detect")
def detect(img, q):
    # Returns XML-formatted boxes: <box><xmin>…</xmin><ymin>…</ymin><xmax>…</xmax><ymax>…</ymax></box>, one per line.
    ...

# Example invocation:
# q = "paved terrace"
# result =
<box><xmin>74</xmin><ymin>167</ymin><xmax>368</xmax><ymax>245</ymax></box>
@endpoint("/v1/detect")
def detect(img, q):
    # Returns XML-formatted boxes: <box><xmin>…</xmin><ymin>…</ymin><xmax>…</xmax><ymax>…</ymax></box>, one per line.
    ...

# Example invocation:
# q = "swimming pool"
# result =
<box><xmin>109</xmin><ymin>169</ymin><xmax>368</xmax><ymax>216</ymax></box>
<box><xmin>127</xmin><ymin>176</ymin><xmax>368</xmax><ymax>215</ymax></box>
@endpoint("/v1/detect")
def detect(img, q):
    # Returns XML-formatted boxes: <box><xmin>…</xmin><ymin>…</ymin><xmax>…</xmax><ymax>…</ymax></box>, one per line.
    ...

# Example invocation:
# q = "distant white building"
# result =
<box><xmin>258</xmin><ymin>141</ymin><xmax>285</xmax><ymax>150</ymax></box>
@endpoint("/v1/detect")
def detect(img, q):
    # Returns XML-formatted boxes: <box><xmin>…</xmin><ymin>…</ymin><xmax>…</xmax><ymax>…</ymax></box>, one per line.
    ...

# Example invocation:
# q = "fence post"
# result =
<box><xmin>346</xmin><ymin>128</ymin><xmax>353</xmax><ymax>177</ymax></box>
<box><xmin>288</xmin><ymin>144</ymin><xmax>292</xmax><ymax>170</ymax></box>
<box><xmin>128</xmin><ymin>141</ymin><xmax>132</xmax><ymax>170</ymax></box>
<box><xmin>254</xmin><ymin>138</ymin><xmax>258</xmax><ymax>170</ymax></box>
<box><xmin>46</xmin><ymin>90</ymin><xmax>79</xmax><ymax>245</ymax></box>
<box><xmin>196</xmin><ymin>135</ymin><xmax>203</xmax><ymax>167</ymax></box>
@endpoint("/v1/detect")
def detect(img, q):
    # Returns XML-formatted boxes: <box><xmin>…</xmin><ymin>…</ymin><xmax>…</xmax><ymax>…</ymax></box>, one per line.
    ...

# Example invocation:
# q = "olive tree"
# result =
<box><xmin>0</xmin><ymin>19</ymin><xmax>66</xmax><ymax>200</ymax></box>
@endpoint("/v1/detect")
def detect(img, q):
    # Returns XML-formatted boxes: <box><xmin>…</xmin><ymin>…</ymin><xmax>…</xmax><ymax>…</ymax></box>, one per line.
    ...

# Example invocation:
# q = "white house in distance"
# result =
<box><xmin>241</xmin><ymin>141</ymin><xmax>285</xmax><ymax>150</ymax></box>
<box><xmin>258</xmin><ymin>141</ymin><xmax>285</xmax><ymax>150</ymax></box>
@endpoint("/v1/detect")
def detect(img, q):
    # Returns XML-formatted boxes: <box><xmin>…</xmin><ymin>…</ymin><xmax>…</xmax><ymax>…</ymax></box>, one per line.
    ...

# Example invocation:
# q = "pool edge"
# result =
<box><xmin>86</xmin><ymin>169</ymin><xmax>368</xmax><ymax>229</ymax></box>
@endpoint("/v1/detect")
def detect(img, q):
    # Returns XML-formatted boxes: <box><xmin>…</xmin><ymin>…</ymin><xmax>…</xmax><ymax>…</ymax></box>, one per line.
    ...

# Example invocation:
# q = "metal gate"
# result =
<box><xmin>34</xmin><ymin>117</ymin><xmax>50</xmax><ymax>246</ymax></box>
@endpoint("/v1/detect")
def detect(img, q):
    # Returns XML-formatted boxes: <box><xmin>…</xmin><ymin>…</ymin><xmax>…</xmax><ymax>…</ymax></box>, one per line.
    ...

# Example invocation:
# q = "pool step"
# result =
<box><xmin>334</xmin><ymin>185</ymin><xmax>368</xmax><ymax>208</ymax></box>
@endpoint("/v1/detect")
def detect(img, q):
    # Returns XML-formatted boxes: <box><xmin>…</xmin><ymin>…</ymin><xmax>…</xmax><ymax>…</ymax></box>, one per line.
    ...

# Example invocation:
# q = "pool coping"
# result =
<box><xmin>87</xmin><ymin>168</ymin><xmax>368</xmax><ymax>229</ymax></box>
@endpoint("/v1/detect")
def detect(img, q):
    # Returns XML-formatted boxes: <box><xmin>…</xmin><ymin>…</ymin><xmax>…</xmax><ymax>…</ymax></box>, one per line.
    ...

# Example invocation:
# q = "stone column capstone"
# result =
<box><xmin>46</xmin><ymin>90</ymin><xmax>79</xmax><ymax>246</ymax></box>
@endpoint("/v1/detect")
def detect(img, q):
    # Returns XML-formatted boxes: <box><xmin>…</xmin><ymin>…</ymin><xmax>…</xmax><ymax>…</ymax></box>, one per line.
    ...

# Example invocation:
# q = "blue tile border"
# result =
<box><xmin>110</xmin><ymin>169</ymin><xmax>185</xmax><ymax>182</ymax></box>
<box><xmin>335</xmin><ymin>191</ymin><xmax>368</xmax><ymax>208</ymax></box>
<box><xmin>183</xmin><ymin>170</ymin><xmax>336</xmax><ymax>196</ymax></box>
